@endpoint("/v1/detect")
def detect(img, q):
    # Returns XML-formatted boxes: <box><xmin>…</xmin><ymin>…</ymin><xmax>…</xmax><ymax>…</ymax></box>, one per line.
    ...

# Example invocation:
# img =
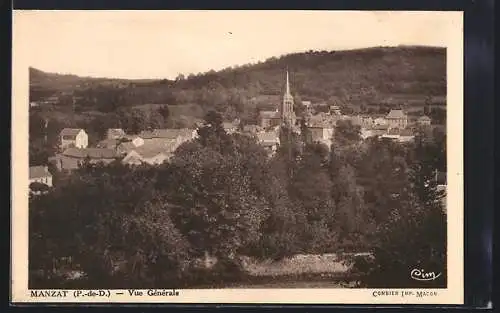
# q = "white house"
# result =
<box><xmin>306</xmin><ymin>119</ymin><xmax>334</xmax><ymax>147</ymax></box>
<box><xmin>386</xmin><ymin>109</ymin><xmax>408</xmax><ymax>129</ymax></box>
<box><xmin>417</xmin><ymin>115</ymin><xmax>432</xmax><ymax>126</ymax></box>
<box><xmin>59</xmin><ymin>128</ymin><xmax>88</xmax><ymax>149</ymax></box>
<box><xmin>29</xmin><ymin>166</ymin><xmax>53</xmax><ymax>187</ymax></box>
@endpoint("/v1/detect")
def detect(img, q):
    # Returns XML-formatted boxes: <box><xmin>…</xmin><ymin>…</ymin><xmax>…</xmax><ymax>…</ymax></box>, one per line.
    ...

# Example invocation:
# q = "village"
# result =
<box><xmin>29</xmin><ymin>70</ymin><xmax>441</xmax><ymax>192</ymax></box>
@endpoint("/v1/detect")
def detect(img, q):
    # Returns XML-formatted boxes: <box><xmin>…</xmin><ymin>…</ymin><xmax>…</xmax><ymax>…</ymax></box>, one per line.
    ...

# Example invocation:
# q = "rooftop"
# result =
<box><xmin>29</xmin><ymin>166</ymin><xmax>51</xmax><ymax>179</ymax></box>
<box><xmin>97</xmin><ymin>138</ymin><xmax>120</xmax><ymax>148</ymax></box>
<box><xmin>62</xmin><ymin>147</ymin><xmax>118</xmax><ymax>159</ymax></box>
<box><xmin>139</xmin><ymin>128</ymin><xmax>195</xmax><ymax>139</ymax></box>
<box><xmin>107</xmin><ymin>128</ymin><xmax>126</xmax><ymax>137</ymax></box>
<box><xmin>257</xmin><ymin>132</ymin><xmax>280</xmax><ymax>144</ymax></box>
<box><xmin>259</xmin><ymin>111</ymin><xmax>280</xmax><ymax>119</ymax></box>
<box><xmin>60</xmin><ymin>128</ymin><xmax>83</xmax><ymax>137</ymax></box>
<box><xmin>386</xmin><ymin>109</ymin><xmax>407</xmax><ymax>119</ymax></box>
<box><xmin>133</xmin><ymin>145</ymin><xmax>171</xmax><ymax>159</ymax></box>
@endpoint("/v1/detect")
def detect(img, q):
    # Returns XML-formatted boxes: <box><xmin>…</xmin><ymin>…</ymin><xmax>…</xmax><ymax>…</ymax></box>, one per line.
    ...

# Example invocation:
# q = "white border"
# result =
<box><xmin>11</xmin><ymin>10</ymin><xmax>463</xmax><ymax>304</ymax></box>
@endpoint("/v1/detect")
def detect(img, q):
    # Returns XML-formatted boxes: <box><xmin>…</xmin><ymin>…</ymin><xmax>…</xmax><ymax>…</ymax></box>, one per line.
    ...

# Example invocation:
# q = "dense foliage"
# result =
<box><xmin>30</xmin><ymin>110</ymin><xmax>446</xmax><ymax>288</ymax></box>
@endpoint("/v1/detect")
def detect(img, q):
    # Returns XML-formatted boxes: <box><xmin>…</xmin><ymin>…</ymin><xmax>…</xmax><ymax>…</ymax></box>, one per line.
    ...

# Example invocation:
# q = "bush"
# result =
<box><xmin>352</xmin><ymin>202</ymin><xmax>446</xmax><ymax>288</ymax></box>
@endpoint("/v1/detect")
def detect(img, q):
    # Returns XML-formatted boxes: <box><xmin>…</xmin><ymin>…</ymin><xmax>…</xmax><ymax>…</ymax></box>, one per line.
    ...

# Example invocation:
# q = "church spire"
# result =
<box><xmin>280</xmin><ymin>68</ymin><xmax>295</xmax><ymax>127</ymax></box>
<box><xmin>285</xmin><ymin>68</ymin><xmax>291</xmax><ymax>96</ymax></box>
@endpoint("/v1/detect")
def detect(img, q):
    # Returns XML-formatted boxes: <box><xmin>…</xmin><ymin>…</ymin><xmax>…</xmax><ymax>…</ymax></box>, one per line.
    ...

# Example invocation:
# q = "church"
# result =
<box><xmin>258</xmin><ymin>70</ymin><xmax>298</xmax><ymax>130</ymax></box>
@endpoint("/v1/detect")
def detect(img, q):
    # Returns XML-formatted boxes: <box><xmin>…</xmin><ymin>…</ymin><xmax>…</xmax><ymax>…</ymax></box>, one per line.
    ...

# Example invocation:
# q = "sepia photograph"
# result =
<box><xmin>12</xmin><ymin>10</ymin><xmax>463</xmax><ymax>304</ymax></box>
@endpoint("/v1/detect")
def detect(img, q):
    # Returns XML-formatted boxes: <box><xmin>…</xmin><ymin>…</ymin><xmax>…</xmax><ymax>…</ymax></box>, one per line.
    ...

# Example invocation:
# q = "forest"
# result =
<box><xmin>29</xmin><ymin>111</ymin><xmax>447</xmax><ymax>289</ymax></box>
<box><xmin>29</xmin><ymin>46</ymin><xmax>446</xmax><ymax>125</ymax></box>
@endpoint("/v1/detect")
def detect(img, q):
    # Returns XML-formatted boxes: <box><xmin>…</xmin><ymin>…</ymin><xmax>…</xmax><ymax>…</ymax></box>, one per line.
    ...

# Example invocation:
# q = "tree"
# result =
<box><xmin>352</xmin><ymin>194</ymin><xmax>446</xmax><ymax>288</ymax></box>
<box><xmin>118</xmin><ymin>108</ymin><xmax>148</xmax><ymax>134</ymax></box>
<box><xmin>334</xmin><ymin>119</ymin><xmax>361</xmax><ymax>147</ymax></box>
<box><xmin>196</xmin><ymin>110</ymin><xmax>233</xmax><ymax>155</ymax></box>
<box><xmin>29</xmin><ymin>163</ymin><xmax>191</xmax><ymax>288</ymax></box>
<box><xmin>167</xmin><ymin>147</ymin><xmax>269</xmax><ymax>260</ymax></box>
<box><xmin>352</xmin><ymin>132</ymin><xmax>446</xmax><ymax>288</ymax></box>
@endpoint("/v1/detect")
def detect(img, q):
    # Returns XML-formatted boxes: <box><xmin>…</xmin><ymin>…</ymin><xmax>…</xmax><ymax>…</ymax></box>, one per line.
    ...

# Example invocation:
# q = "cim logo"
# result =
<box><xmin>410</xmin><ymin>268</ymin><xmax>442</xmax><ymax>281</ymax></box>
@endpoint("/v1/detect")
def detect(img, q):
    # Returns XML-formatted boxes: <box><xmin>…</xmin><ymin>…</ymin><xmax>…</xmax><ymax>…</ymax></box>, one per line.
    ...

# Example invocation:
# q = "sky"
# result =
<box><xmin>13</xmin><ymin>10</ymin><xmax>460</xmax><ymax>80</ymax></box>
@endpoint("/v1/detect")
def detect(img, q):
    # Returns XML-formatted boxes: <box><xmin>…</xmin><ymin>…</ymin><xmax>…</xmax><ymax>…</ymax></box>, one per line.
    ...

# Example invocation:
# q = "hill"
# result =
<box><xmin>29</xmin><ymin>46</ymin><xmax>446</xmax><ymax>119</ymax></box>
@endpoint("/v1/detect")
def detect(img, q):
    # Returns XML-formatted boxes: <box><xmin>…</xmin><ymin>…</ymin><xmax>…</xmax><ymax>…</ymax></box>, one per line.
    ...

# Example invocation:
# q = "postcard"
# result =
<box><xmin>11</xmin><ymin>10</ymin><xmax>463</xmax><ymax>304</ymax></box>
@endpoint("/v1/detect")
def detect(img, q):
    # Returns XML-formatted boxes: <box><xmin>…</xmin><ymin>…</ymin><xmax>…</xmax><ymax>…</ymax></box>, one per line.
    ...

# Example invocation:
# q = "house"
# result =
<box><xmin>381</xmin><ymin>128</ymin><xmax>401</xmax><ymax>141</ymax></box>
<box><xmin>29</xmin><ymin>166</ymin><xmax>53</xmax><ymax>187</ymax></box>
<box><xmin>122</xmin><ymin>141</ymin><xmax>178</xmax><ymax>166</ymax></box>
<box><xmin>386</xmin><ymin>109</ymin><xmax>408</xmax><ymax>129</ymax></box>
<box><xmin>242</xmin><ymin>124</ymin><xmax>263</xmax><ymax>135</ymax></box>
<box><xmin>302</xmin><ymin>100</ymin><xmax>312</xmax><ymax>108</ymax></box>
<box><xmin>123</xmin><ymin>135</ymin><xmax>145</xmax><ymax>147</ymax></box>
<box><xmin>139</xmin><ymin>128</ymin><xmax>197</xmax><ymax>146</ymax></box>
<box><xmin>307</xmin><ymin>122</ymin><xmax>334</xmax><ymax>147</ymax></box>
<box><xmin>135</xmin><ymin>128</ymin><xmax>196</xmax><ymax>156</ymax></box>
<box><xmin>222</xmin><ymin>122</ymin><xmax>237</xmax><ymax>134</ymax></box>
<box><xmin>259</xmin><ymin>110</ymin><xmax>281</xmax><ymax>129</ymax></box>
<box><xmin>329</xmin><ymin>105</ymin><xmax>341</xmax><ymax>115</ymax></box>
<box><xmin>417</xmin><ymin>115</ymin><xmax>432</xmax><ymax>126</ymax></box>
<box><xmin>256</xmin><ymin>132</ymin><xmax>280</xmax><ymax>156</ymax></box>
<box><xmin>106</xmin><ymin>128</ymin><xmax>126</xmax><ymax>140</ymax></box>
<box><xmin>350</xmin><ymin>115</ymin><xmax>374</xmax><ymax>128</ymax></box>
<box><xmin>360</xmin><ymin>128</ymin><xmax>374</xmax><ymax>139</ymax></box>
<box><xmin>59</xmin><ymin>128</ymin><xmax>88</xmax><ymax>149</ymax></box>
<box><xmin>370</xmin><ymin>124</ymin><xmax>389</xmax><ymax>137</ymax></box>
<box><xmin>50</xmin><ymin>147</ymin><xmax>118</xmax><ymax>171</ymax></box>
<box><xmin>374</xmin><ymin>117</ymin><xmax>387</xmax><ymax>125</ymax></box>
<box><xmin>115</xmin><ymin>136</ymin><xmax>146</xmax><ymax>155</ymax></box>
<box><xmin>302</xmin><ymin>101</ymin><xmax>313</xmax><ymax>114</ymax></box>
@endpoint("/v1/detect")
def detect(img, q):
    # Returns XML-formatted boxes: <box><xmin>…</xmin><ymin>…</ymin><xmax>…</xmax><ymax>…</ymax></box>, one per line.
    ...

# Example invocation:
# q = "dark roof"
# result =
<box><xmin>60</xmin><ymin>128</ymin><xmax>83</xmax><ymax>137</ymax></box>
<box><xmin>29</xmin><ymin>166</ymin><xmax>51</xmax><ymax>179</ymax></box>
<box><xmin>62</xmin><ymin>147</ymin><xmax>118</xmax><ymax>159</ymax></box>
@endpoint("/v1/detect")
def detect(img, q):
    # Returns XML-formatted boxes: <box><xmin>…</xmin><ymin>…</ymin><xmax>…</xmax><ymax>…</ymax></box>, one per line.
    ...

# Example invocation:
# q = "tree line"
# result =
<box><xmin>29</xmin><ymin>111</ymin><xmax>447</xmax><ymax>288</ymax></box>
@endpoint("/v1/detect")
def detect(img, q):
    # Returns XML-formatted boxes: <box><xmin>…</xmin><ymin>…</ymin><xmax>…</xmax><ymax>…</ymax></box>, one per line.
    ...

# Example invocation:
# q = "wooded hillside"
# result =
<box><xmin>30</xmin><ymin>46</ymin><xmax>446</xmax><ymax>117</ymax></box>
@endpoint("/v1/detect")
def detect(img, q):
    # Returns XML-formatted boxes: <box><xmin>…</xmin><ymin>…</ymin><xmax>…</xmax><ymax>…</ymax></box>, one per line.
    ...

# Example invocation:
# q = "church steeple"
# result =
<box><xmin>280</xmin><ymin>68</ymin><xmax>295</xmax><ymax>127</ymax></box>
<box><xmin>285</xmin><ymin>69</ymin><xmax>291</xmax><ymax>96</ymax></box>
